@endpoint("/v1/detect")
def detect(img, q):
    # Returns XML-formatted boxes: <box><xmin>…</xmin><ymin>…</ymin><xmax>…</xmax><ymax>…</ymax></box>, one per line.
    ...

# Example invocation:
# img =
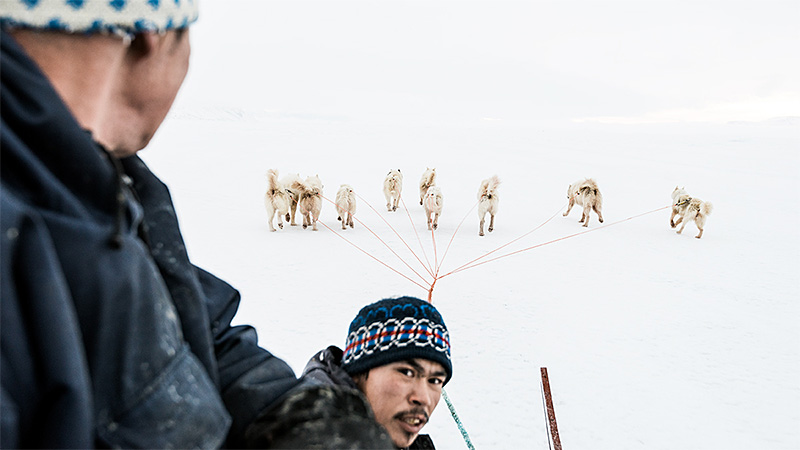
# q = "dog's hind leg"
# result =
<box><xmin>385</xmin><ymin>192</ymin><xmax>393</xmax><ymax>212</ymax></box>
<box><xmin>593</xmin><ymin>205</ymin><xmax>603</xmax><ymax>223</ymax></box>
<box><xmin>289</xmin><ymin>200</ymin><xmax>299</xmax><ymax>226</ymax></box>
<box><xmin>312</xmin><ymin>208</ymin><xmax>320</xmax><ymax>231</ymax></box>
<box><xmin>694</xmin><ymin>215</ymin><xmax>706</xmax><ymax>239</ymax></box>
<box><xmin>276</xmin><ymin>205</ymin><xmax>286</xmax><ymax>230</ymax></box>
<box><xmin>580</xmin><ymin>205</ymin><xmax>590</xmax><ymax>226</ymax></box>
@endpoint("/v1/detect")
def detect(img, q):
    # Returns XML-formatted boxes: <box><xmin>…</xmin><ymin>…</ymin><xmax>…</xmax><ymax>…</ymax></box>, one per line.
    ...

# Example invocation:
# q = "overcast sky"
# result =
<box><xmin>177</xmin><ymin>0</ymin><xmax>800</xmax><ymax>124</ymax></box>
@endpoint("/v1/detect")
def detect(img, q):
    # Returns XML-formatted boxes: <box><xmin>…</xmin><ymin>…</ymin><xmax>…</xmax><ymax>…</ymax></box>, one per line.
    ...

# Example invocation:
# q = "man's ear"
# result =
<box><xmin>351</xmin><ymin>371</ymin><xmax>369</xmax><ymax>390</ymax></box>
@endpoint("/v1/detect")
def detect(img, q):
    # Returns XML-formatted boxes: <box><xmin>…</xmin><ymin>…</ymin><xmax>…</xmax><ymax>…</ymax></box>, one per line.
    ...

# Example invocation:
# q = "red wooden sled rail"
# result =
<box><xmin>541</xmin><ymin>367</ymin><xmax>562</xmax><ymax>450</ymax></box>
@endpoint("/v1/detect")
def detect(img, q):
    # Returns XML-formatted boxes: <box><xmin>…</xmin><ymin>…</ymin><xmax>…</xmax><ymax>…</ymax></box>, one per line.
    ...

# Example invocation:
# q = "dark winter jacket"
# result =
<box><xmin>1</xmin><ymin>30</ymin><xmax>302</xmax><ymax>448</ymax></box>
<box><xmin>303</xmin><ymin>346</ymin><xmax>437</xmax><ymax>450</ymax></box>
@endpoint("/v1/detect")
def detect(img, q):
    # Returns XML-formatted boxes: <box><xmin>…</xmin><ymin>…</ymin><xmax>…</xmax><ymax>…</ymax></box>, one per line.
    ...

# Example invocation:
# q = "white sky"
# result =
<box><xmin>179</xmin><ymin>0</ymin><xmax>800</xmax><ymax>124</ymax></box>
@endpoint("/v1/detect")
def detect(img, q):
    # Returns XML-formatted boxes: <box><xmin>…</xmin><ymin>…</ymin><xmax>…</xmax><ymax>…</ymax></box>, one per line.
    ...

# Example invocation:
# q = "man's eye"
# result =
<box><xmin>429</xmin><ymin>377</ymin><xmax>444</xmax><ymax>385</ymax></box>
<box><xmin>398</xmin><ymin>368</ymin><xmax>415</xmax><ymax>377</ymax></box>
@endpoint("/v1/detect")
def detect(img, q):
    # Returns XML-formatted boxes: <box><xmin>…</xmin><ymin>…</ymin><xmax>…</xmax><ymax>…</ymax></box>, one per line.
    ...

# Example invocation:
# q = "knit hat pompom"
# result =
<box><xmin>0</xmin><ymin>0</ymin><xmax>199</xmax><ymax>35</ymax></box>
<box><xmin>342</xmin><ymin>296</ymin><xmax>452</xmax><ymax>385</ymax></box>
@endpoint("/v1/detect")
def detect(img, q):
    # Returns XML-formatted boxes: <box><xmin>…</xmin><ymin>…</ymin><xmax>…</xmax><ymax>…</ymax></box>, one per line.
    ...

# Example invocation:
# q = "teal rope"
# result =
<box><xmin>442</xmin><ymin>388</ymin><xmax>475</xmax><ymax>450</ymax></box>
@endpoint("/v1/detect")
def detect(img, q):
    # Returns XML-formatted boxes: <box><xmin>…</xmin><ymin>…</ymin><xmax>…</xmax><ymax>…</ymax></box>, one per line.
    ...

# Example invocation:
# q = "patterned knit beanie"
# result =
<box><xmin>342</xmin><ymin>296</ymin><xmax>452</xmax><ymax>385</ymax></box>
<box><xmin>0</xmin><ymin>0</ymin><xmax>198</xmax><ymax>35</ymax></box>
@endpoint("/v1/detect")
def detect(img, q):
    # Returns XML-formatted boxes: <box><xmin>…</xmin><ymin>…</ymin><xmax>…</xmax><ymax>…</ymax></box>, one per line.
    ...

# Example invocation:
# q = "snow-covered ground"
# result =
<box><xmin>142</xmin><ymin>1</ymin><xmax>799</xmax><ymax>448</ymax></box>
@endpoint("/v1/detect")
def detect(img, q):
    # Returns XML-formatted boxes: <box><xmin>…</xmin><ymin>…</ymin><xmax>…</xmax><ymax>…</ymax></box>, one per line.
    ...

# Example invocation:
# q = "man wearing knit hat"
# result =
<box><xmin>304</xmin><ymin>296</ymin><xmax>453</xmax><ymax>449</ymax></box>
<box><xmin>1</xmin><ymin>1</ymin><xmax>389</xmax><ymax>448</ymax></box>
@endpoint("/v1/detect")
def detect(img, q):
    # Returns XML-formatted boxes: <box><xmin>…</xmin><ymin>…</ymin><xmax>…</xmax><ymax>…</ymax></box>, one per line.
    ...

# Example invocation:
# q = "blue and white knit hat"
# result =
<box><xmin>342</xmin><ymin>296</ymin><xmax>452</xmax><ymax>385</ymax></box>
<box><xmin>0</xmin><ymin>0</ymin><xmax>198</xmax><ymax>35</ymax></box>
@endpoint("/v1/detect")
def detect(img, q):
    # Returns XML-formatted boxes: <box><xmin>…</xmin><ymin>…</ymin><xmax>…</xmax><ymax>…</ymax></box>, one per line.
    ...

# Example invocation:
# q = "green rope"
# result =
<box><xmin>442</xmin><ymin>388</ymin><xmax>475</xmax><ymax>450</ymax></box>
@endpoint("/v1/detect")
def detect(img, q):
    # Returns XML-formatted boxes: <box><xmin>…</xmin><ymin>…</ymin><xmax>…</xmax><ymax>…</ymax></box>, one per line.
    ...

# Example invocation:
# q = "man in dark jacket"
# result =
<box><xmin>304</xmin><ymin>296</ymin><xmax>453</xmax><ymax>450</ymax></box>
<box><xmin>0</xmin><ymin>1</ymin><xmax>391</xmax><ymax>448</ymax></box>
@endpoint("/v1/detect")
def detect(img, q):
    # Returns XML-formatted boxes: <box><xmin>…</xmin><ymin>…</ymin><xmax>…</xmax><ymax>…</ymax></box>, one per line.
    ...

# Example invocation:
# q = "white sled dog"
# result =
<box><xmin>671</xmin><ymin>186</ymin><xmax>713</xmax><ymax>239</ymax></box>
<box><xmin>290</xmin><ymin>174</ymin><xmax>323</xmax><ymax>231</ymax></box>
<box><xmin>383</xmin><ymin>169</ymin><xmax>403</xmax><ymax>212</ymax></box>
<box><xmin>280</xmin><ymin>172</ymin><xmax>302</xmax><ymax>226</ymax></box>
<box><xmin>264</xmin><ymin>169</ymin><xmax>290</xmax><ymax>232</ymax></box>
<box><xmin>335</xmin><ymin>184</ymin><xmax>357</xmax><ymax>230</ymax></box>
<box><xmin>477</xmin><ymin>175</ymin><xmax>501</xmax><ymax>236</ymax></box>
<box><xmin>563</xmin><ymin>178</ymin><xmax>604</xmax><ymax>227</ymax></box>
<box><xmin>419</xmin><ymin>168</ymin><xmax>437</xmax><ymax>206</ymax></box>
<box><xmin>423</xmin><ymin>186</ymin><xmax>444</xmax><ymax>231</ymax></box>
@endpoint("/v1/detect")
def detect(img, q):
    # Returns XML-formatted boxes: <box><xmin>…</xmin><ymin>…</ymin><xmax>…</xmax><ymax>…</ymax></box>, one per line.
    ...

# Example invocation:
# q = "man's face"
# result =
<box><xmin>356</xmin><ymin>359</ymin><xmax>447</xmax><ymax>448</ymax></box>
<box><xmin>114</xmin><ymin>28</ymin><xmax>191</xmax><ymax>155</ymax></box>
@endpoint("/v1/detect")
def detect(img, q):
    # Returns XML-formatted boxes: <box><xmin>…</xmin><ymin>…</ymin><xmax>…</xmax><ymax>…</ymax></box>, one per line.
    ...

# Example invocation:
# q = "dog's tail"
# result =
<box><xmin>421</xmin><ymin>168</ymin><xmax>437</xmax><ymax>187</ymax></box>
<box><xmin>487</xmin><ymin>174</ymin><xmax>501</xmax><ymax>192</ymax></box>
<box><xmin>478</xmin><ymin>175</ymin><xmax>501</xmax><ymax>198</ymax></box>
<box><xmin>267</xmin><ymin>169</ymin><xmax>282</xmax><ymax>195</ymax></box>
<box><xmin>701</xmin><ymin>202</ymin><xmax>713</xmax><ymax>216</ymax></box>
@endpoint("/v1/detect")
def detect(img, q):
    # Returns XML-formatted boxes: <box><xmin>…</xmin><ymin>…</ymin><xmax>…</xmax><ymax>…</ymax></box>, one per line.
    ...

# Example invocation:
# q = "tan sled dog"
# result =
<box><xmin>423</xmin><ymin>186</ymin><xmax>444</xmax><ymax>230</ymax></box>
<box><xmin>671</xmin><ymin>187</ymin><xmax>713</xmax><ymax>239</ymax></box>
<box><xmin>419</xmin><ymin>167</ymin><xmax>437</xmax><ymax>205</ymax></box>
<box><xmin>264</xmin><ymin>169</ymin><xmax>290</xmax><ymax>232</ymax></box>
<box><xmin>290</xmin><ymin>174</ymin><xmax>323</xmax><ymax>231</ymax></box>
<box><xmin>280</xmin><ymin>172</ymin><xmax>302</xmax><ymax>226</ymax></box>
<box><xmin>477</xmin><ymin>175</ymin><xmax>500</xmax><ymax>236</ymax></box>
<box><xmin>335</xmin><ymin>184</ymin><xmax>357</xmax><ymax>230</ymax></box>
<box><xmin>563</xmin><ymin>178</ymin><xmax>604</xmax><ymax>227</ymax></box>
<box><xmin>383</xmin><ymin>169</ymin><xmax>403</xmax><ymax>212</ymax></box>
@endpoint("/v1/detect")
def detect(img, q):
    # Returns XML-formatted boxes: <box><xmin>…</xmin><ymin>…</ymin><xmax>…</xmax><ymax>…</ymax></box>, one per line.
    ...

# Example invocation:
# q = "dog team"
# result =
<box><xmin>266</xmin><ymin>169</ymin><xmax>712</xmax><ymax>238</ymax></box>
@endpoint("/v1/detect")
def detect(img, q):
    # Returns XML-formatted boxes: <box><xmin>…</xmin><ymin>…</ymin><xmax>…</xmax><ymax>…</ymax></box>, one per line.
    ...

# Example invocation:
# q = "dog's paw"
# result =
<box><xmin>599</xmin><ymin>218</ymin><xmax>604</xmax><ymax>223</ymax></box>
<box><xmin>278</xmin><ymin>223</ymin><xmax>283</xmax><ymax>229</ymax></box>
<box><xmin>488</xmin><ymin>227</ymin><xmax>493</xmax><ymax>232</ymax></box>
<box><xmin>433</xmin><ymin>224</ymin><xmax>438</xmax><ymax>230</ymax></box>
<box><xmin>479</xmin><ymin>231</ymin><xmax>484</xmax><ymax>236</ymax></box>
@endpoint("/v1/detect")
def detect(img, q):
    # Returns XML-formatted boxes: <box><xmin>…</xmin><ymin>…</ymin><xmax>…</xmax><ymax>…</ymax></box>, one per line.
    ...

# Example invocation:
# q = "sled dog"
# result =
<box><xmin>671</xmin><ymin>186</ymin><xmax>713</xmax><ymax>239</ymax></box>
<box><xmin>290</xmin><ymin>174</ymin><xmax>323</xmax><ymax>231</ymax></box>
<box><xmin>477</xmin><ymin>175</ymin><xmax>501</xmax><ymax>236</ymax></box>
<box><xmin>280</xmin><ymin>172</ymin><xmax>302</xmax><ymax>226</ymax></box>
<box><xmin>335</xmin><ymin>184</ymin><xmax>357</xmax><ymax>230</ymax></box>
<box><xmin>264</xmin><ymin>169</ymin><xmax>290</xmax><ymax>232</ymax></box>
<box><xmin>419</xmin><ymin>168</ymin><xmax>437</xmax><ymax>205</ymax></box>
<box><xmin>383</xmin><ymin>169</ymin><xmax>403</xmax><ymax>212</ymax></box>
<box><xmin>423</xmin><ymin>186</ymin><xmax>444</xmax><ymax>231</ymax></box>
<box><xmin>563</xmin><ymin>178</ymin><xmax>604</xmax><ymax>227</ymax></box>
